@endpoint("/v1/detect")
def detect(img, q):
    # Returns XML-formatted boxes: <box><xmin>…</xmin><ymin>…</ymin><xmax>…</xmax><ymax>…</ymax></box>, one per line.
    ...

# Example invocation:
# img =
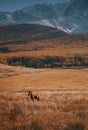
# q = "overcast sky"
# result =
<box><xmin>0</xmin><ymin>0</ymin><xmax>70</xmax><ymax>12</ymax></box>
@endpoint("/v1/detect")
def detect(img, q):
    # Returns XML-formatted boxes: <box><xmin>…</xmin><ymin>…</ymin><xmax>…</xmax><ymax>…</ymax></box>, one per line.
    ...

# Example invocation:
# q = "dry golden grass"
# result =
<box><xmin>0</xmin><ymin>64</ymin><xmax>88</xmax><ymax>89</ymax></box>
<box><xmin>0</xmin><ymin>83</ymin><xmax>88</xmax><ymax>130</ymax></box>
<box><xmin>0</xmin><ymin>44</ymin><xmax>88</xmax><ymax>69</ymax></box>
<box><xmin>0</xmin><ymin>24</ymin><xmax>88</xmax><ymax>130</ymax></box>
<box><xmin>0</xmin><ymin>44</ymin><xmax>88</xmax><ymax>58</ymax></box>
<box><xmin>0</xmin><ymin>64</ymin><xmax>88</xmax><ymax>130</ymax></box>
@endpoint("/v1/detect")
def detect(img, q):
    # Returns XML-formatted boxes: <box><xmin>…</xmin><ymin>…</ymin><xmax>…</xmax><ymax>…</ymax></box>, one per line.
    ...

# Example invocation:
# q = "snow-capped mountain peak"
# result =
<box><xmin>0</xmin><ymin>0</ymin><xmax>88</xmax><ymax>34</ymax></box>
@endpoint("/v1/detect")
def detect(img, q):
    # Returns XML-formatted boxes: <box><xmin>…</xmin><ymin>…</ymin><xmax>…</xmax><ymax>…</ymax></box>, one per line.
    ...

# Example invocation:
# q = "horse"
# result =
<box><xmin>28</xmin><ymin>90</ymin><xmax>39</xmax><ymax>101</ymax></box>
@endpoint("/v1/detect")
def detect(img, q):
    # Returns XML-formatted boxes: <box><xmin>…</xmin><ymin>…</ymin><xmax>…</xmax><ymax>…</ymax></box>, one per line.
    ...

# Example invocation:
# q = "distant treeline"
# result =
<box><xmin>0</xmin><ymin>55</ymin><xmax>88</xmax><ymax>68</ymax></box>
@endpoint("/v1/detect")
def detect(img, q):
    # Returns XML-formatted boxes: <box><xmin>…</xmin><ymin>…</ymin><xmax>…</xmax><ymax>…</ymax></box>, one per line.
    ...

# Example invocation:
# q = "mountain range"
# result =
<box><xmin>0</xmin><ymin>0</ymin><xmax>88</xmax><ymax>34</ymax></box>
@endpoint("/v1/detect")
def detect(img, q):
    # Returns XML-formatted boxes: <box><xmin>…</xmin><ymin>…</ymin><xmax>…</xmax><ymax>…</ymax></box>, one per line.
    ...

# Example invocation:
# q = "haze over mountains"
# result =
<box><xmin>0</xmin><ymin>0</ymin><xmax>88</xmax><ymax>34</ymax></box>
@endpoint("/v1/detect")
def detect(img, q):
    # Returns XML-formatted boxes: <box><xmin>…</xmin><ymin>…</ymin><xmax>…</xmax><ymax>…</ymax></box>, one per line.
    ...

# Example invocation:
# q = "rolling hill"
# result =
<box><xmin>0</xmin><ymin>24</ymin><xmax>88</xmax><ymax>68</ymax></box>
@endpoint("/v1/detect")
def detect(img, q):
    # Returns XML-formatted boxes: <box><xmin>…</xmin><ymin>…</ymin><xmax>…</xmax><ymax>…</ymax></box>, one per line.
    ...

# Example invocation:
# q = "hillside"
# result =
<box><xmin>0</xmin><ymin>24</ymin><xmax>67</xmax><ymax>47</ymax></box>
<box><xmin>0</xmin><ymin>24</ymin><xmax>88</xmax><ymax>68</ymax></box>
<box><xmin>0</xmin><ymin>23</ymin><xmax>68</xmax><ymax>53</ymax></box>
<box><xmin>0</xmin><ymin>23</ymin><xmax>88</xmax><ymax>52</ymax></box>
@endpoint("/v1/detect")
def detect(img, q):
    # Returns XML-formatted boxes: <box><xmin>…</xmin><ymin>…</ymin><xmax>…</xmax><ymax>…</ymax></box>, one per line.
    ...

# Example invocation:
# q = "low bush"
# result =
<box><xmin>65</xmin><ymin>121</ymin><xmax>85</xmax><ymax>130</ymax></box>
<box><xmin>30</xmin><ymin>118</ymin><xmax>47</xmax><ymax>130</ymax></box>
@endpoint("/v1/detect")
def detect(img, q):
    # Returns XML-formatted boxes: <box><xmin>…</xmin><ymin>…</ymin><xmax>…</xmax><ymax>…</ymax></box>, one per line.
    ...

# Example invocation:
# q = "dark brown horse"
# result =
<box><xmin>28</xmin><ymin>90</ymin><xmax>39</xmax><ymax>101</ymax></box>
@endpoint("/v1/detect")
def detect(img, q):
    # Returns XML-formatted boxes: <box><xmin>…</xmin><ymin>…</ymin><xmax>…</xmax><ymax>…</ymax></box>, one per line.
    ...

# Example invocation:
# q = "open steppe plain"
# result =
<box><xmin>0</xmin><ymin>64</ymin><xmax>88</xmax><ymax>130</ymax></box>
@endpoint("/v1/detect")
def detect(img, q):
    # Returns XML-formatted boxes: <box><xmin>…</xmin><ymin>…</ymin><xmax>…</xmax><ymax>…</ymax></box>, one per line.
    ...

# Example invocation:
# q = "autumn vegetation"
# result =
<box><xmin>0</xmin><ymin>24</ymin><xmax>88</xmax><ymax>130</ymax></box>
<box><xmin>0</xmin><ymin>24</ymin><xmax>88</xmax><ymax>68</ymax></box>
<box><xmin>0</xmin><ymin>54</ymin><xmax>88</xmax><ymax>68</ymax></box>
<box><xmin>0</xmin><ymin>88</ymin><xmax>88</xmax><ymax>130</ymax></box>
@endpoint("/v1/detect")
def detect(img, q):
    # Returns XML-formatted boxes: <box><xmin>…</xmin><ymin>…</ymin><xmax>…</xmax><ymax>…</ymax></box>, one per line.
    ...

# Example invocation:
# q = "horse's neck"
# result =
<box><xmin>30</xmin><ymin>92</ymin><xmax>32</xmax><ymax>96</ymax></box>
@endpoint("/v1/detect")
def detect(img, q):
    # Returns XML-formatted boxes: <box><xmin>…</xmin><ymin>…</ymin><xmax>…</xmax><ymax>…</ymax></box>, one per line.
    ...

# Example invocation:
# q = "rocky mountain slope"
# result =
<box><xmin>0</xmin><ymin>0</ymin><xmax>88</xmax><ymax>34</ymax></box>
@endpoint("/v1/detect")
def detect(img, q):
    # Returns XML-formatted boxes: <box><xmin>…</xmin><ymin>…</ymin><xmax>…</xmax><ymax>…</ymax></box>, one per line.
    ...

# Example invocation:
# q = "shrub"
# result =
<box><xmin>65</xmin><ymin>121</ymin><xmax>85</xmax><ymax>130</ymax></box>
<box><xmin>0</xmin><ymin>47</ymin><xmax>10</xmax><ymax>53</ymax></box>
<box><xmin>30</xmin><ymin>118</ymin><xmax>47</xmax><ymax>130</ymax></box>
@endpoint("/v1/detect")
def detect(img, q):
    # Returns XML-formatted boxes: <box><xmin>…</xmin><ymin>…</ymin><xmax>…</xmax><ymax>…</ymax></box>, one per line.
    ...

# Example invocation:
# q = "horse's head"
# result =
<box><xmin>28</xmin><ymin>90</ymin><xmax>32</xmax><ymax>96</ymax></box>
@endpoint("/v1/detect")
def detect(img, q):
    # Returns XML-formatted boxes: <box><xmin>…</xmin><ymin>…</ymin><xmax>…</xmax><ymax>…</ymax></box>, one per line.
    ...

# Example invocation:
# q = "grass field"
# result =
<box><xmin>0</xmin><ymin>64</ymin><xmax>88</xmax><ymax>130</ymax></box>
<box><xmin>0</xmin><ymin>24</ymin><xmax>88</xmax><ymax>130</ymax></box>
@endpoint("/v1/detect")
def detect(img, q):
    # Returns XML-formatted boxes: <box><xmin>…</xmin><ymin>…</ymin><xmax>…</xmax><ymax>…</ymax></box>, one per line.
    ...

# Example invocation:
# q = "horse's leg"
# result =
<box><xmin>37</xmin><ymin>96</ymin><xmax>39</xmax><ymax>101</ymax></box>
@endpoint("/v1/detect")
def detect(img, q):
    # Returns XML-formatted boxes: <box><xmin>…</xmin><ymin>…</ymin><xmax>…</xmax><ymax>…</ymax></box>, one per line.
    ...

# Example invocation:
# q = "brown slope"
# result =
<box><xmin>0</xmin><ymin>24</ymin><xmax>88</xmax><ymax>68</ymax></box>
<box><xmin>0</xmin><ymin>23</ymin><xmax>67</xmax><ymax>45</ymax></box>
<box><xmin>0</xmin><ymin>23</ymin><xmax>88</xmax><ymax>53</ymax></box>
<box><xmin>0</xmin><ymin>23</ymin><xmax>69</xmax><ymax>53</ymax></box>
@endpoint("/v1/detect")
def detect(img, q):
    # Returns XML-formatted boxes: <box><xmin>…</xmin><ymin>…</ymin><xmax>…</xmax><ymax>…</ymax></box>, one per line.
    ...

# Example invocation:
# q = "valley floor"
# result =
<box><xmin>0</xmin><ymin>63</ymin><xmax>88</xmax><ymax>89</ymax></box>
<box><xmin>0</xmin><ymin>64</ymin><xmax>88</xmax><ymax>130</ymax></box>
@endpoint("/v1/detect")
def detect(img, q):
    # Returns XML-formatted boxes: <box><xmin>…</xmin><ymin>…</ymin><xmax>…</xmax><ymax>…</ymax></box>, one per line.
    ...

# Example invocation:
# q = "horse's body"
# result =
<box><xmin>28</xmin><ymin>90</ymin><xmax>39</xmax><ymax>101</ymax></box>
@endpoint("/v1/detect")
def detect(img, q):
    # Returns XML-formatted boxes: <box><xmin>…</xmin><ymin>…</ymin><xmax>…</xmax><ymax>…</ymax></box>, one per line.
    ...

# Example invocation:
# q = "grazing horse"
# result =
<box><xmin>28</xmin><ymin>90</ymin><xmax>39</xmax><ymax>101</ymax></box>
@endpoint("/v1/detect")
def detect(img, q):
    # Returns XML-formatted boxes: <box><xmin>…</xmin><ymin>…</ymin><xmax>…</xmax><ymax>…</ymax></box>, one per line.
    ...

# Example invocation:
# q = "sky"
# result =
<box><xmin>0</xmin><ymin>0</ymin><xmax>70</xmax><ymax>12</ymax></box>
